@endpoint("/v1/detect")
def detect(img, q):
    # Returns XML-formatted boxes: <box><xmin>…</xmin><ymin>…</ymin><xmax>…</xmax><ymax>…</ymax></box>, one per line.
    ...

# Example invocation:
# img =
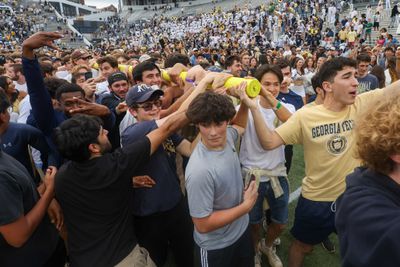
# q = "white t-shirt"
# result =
<box><xmin>13</xmin><ymin>81</ymin><xmax>27</xmax><ymax>93</ymax></box>
<box><xmin>55</xmin><ymin>70</ymin><xmax>70</xmax><ymax>79</ymax></box>
<box><xmin>17</xmin><ymin>95</ymin><xmax>31</xmax><ymax>124</ymax></box>
<box><xmin>96</xmin><ymin>81</ymin><xmax>109</xmax><ymax>95</ymax></box>
<box><xmin>239</xmin><ymin>99</ymin><xmax>295</xmax><ymax>182</ymax></box>
<box><xmin>384</xmin><ymin>69</ymin><xmax>392</xmax><ymax>86</ymax></box>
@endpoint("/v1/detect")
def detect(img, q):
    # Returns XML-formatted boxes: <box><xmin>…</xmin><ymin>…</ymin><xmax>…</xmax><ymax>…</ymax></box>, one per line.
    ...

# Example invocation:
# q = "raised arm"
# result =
<box><xmin>241</xmin><ymin>93</ymin><xmax>285</xmax><ymax>150</ymax></box>
<box><xmin>148</xmin><ymin>72</ymin><xmax>231</xmax><ymax>155</ymax></box>
<box><xmin>22</xmin><ymin>32</ymin><xmax>63</xmax><ymax>134</ymax></box>
<box><xmin>146</xmin><ymin>111</ymin><xmax>189</xmax><ymax>155</ymax></box>
<box><xmin>259</xmin><ymin>86</ymin><xmax>293</xmax><ymax>122</ymax></box>
<box><xmin>229</xmin><ymin>82</ymin><xmax>249</xmax><ymax>136</ymax></box>
<box><xmin>156</xmin><ymin>72</ymin><xmax>232</xmax><ymax>126</ymax></box>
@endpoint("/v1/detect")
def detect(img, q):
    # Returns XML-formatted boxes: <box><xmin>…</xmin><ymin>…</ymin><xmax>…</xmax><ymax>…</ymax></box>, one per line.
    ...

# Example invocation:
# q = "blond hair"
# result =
<box><xmin>355</xmin><ymin>94</ymin><xmax>400</xmax><ymax>174</ymax></box>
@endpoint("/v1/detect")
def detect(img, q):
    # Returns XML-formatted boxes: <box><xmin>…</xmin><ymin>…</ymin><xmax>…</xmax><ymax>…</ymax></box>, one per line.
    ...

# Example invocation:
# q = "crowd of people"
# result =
<box><xmin>0</xmin><ymin>0</ymin><xmax>83</xmax><ymax>51</ymax></box>
<box><xmin>1</xmin><ymin>0</ymin><xmax>400</xmax><ymax>267</ymax></box>
<box><xmin>94</xmin><ymin>0</ymin><xmax>400</xmax><ymax>53</ymax></box>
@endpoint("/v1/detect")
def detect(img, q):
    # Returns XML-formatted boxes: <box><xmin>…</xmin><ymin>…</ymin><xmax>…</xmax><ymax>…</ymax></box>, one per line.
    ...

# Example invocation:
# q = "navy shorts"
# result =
<box><xmin>249</xmin><ymin>176</ymin><xmax>289</xmax><ymax>225</ymax></box>
<box><xmin>195</xmin><ymin>226</ymin><xmax>254</xmax><ymax>267</ymax></box>
<box><xmin>291</xmin><ymin>195</ymin><xmax>336</xmax><ymax>245</ymax></box>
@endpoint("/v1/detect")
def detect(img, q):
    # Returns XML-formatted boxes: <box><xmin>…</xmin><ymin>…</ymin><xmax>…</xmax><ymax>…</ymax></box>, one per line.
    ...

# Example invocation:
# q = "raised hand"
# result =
<box><xmin>22</xmin><ymin>32</ymin><xmax>63</xmax><ymax>51</ymax></box>
<box><xmin>66</xmin><ymin>97</ymin><xmax>111</xmax><ymax>117</ymax></box>
<box><xmin>22</xmin><ymin>32</ymin><xmax>64</xmax><ymax>59</ymax></box>
<box><xmin>82</xmin><ymin>78</ymin><xmax>96</xmax><ymax>100</ymax></box>
<box><xmin>235</xmin><ymin>82</ymin><xmax>258</xmax><ymax>109</ymax></box>
<box><xmin>202</xmin><ymin>72</ymin><xmax>233</xmax><ymax>89</ymax></box>
<box><xmin>116</xmin><ymin>101</ymin><xmax>128</xmax><ymax>115</ymax></box>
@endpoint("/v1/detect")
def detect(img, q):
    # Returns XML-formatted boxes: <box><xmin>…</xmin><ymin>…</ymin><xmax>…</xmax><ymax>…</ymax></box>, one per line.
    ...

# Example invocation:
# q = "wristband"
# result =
<box><xmin>273</xmin><ymin>101</ymin><xmax>282</xmax><ymax>111</ymax></box>
<box><xmin>185</xmin><ymin>78</ymin><xmax>195</xmax><ymax>84</ymax></box>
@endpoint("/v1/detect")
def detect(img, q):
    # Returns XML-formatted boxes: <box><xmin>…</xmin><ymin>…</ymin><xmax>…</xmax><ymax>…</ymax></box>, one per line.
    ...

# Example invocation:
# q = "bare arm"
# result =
<box><xmin>176</xmin><ymin>134</ymin><xmax>201</xmax><ymax>157</ymax></box>
<box><xmin>259</xmin><ymin>87</ymin><xmax>292</xmax><ymax>122</ymax></box>
<box><xmin>230</xmin><ymin>101</ymin><xmax>248</xmax><ymax>136</ymax></box>
<box><xmin>0</xmin><ymin>167</ymin><xmax>56</xmax><ymax>247</ymax></box>
<box><xmin>161</xmin><ymin>86</ymin><xmax>184</xmax><ymax>109</ymax></box>
<box><xmin>192</xmin><ymin>181</ymin><xmax>258</xmax><ymax>233</ymax></box>
<box><xmin>146</xmin><ymin>112</ymin><xmax>189</xmax><ymax>155</ymax></box>
<box><xmin>241</xmin><ymin>93</ymin><xmax>285</xmax><ymax>150</ymax></box>
<box><xmin>157</xmin><ymin>72</ymin><xmax>232</xmax><ymax>126</ymax></box>
<box><xmin>160</xmin><ymin>86</ymin><xmax>195</xmax><ymax>118</ymax></box>
<box><xmin>250</xmin><ymin>105</ymin><xmax>285</xmax><ymax>150</ymax></box>
<box><xmin>159</xmin><ymin>65</ymin><xmax>207</xmax><ymax>117</ymax></box>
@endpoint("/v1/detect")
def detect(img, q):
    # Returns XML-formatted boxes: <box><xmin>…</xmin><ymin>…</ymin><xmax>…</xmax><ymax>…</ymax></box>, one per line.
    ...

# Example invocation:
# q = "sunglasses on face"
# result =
<box><xmin>136</xmin><ymin>99</ymin><xmax>162</xmax><ymax>111</ymax></box>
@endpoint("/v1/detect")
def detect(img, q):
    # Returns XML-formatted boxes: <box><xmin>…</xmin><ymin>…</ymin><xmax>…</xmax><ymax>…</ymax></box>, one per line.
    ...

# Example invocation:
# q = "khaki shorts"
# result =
<box><xmin>114</xmin><ymin>245</ymin><xmax>156</xmax><ymax>267</ymax></box>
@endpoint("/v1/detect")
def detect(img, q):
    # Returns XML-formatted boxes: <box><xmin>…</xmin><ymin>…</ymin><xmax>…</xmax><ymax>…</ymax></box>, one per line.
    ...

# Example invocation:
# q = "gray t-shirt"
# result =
<box><xmin>185</xmin><ymin>127</ymin><xmax>249</xmax><ymax>250</ymax></box>
<box><xmin>357</xmin><ymin>74</ymin><xmax>379</xmax><ymax>94</ymax></box>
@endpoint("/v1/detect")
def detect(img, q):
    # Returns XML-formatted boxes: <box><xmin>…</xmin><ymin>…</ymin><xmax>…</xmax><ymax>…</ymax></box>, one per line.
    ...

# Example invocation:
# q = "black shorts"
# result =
<box><xmin>290</xmin><ymin>195</ymin><xmax>336</xmax><ymax>245</ymax></box>
<box><xmin>195</xmin><ymin>226</ymin><xmax>254</xmax><ymax>267</ymax></box>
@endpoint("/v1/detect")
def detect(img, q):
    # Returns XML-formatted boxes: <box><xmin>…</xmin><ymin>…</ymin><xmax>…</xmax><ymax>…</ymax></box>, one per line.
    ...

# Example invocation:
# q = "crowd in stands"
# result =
<box><xmin>0</xmin><ymin>1</ymin><xmax>83</xmax><ymax>51</ymax></box>
<box><xmin>95</xmin><ymin>0</ymin><xmax>399</xmax><ymax>53</ymax></box>
<box><xmin>1</xmin><ymin>0</ymin><xmax>400</xmax><ymax>267</ymax></box>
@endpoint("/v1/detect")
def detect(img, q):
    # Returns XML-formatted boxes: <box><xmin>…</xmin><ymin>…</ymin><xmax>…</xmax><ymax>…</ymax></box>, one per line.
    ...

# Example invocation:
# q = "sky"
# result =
<box><xmin>85</xmin><ymin>0</ymin><xmax>119</xmax><ymax>9</ymax></box>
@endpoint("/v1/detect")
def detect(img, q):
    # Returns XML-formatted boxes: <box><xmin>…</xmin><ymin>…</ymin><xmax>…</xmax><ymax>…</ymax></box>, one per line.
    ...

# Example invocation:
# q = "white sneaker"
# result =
<box><xmin>274</xmin><ymin>237</ymin><xmax>281</xmax><ymax>246</ymax></box>
<box><xmin>254</xmin><ymin>251</ymin><xmax>262</xmax><ymax>267</ymax></box>
<box><xmin>262</xmin><ymin>220</ymin><xmax>281</xmax><ymax>246</ymax></box>
<box><xmin>259</xmin><ymin>239</ymin><xmax>283</xmax><ymax>267</ymax></box>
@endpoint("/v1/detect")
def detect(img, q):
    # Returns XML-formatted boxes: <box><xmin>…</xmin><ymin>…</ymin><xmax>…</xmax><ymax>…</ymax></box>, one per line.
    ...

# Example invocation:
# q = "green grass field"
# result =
<box><xmin>166</xmin><ymin>145</ymin><xmax>341</xmax><ymax>267</ymax></box>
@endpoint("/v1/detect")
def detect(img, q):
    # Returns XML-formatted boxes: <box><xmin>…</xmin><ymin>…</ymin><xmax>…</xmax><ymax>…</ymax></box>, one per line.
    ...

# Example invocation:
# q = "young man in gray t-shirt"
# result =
<box><xmin>185</xmin><ymin>89</ymin><xmax>258</xmax><ymax>267</ymax></box>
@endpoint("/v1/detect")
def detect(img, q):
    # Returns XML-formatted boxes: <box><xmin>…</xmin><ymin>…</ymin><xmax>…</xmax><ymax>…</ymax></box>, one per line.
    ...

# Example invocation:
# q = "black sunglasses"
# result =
<box><xmin>135</xmin><ymin>99</ymin><xmax>162</xmax><ymax>111</ymax></box>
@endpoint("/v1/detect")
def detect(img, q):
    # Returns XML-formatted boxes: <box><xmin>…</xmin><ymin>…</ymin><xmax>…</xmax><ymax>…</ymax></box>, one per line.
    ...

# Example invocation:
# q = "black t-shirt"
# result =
<box><xmin>55</xmin><ymin>137</ymin><xmax>151</xmax><ymax>267</ymax></box>
<box><xmin>0</xmin><ymin>151</ymin><xmax>59</xmax><ymax>267</ymax></box>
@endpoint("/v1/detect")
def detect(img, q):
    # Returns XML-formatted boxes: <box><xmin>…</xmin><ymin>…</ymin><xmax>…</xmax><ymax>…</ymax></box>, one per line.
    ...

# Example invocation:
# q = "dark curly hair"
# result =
<box><xmin>54</xmin><ymin>114</ymin><xmax>102</xmax><ymax>162</ymax></box>
<box><xmin>186</xmin><ymin>91</ymin><xmax>236</xmax><ymax>125</ymax></box>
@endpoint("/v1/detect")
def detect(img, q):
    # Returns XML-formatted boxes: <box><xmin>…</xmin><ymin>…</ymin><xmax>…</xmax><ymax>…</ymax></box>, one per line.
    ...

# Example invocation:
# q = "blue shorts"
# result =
<box><xmin>249</xmin><ymin>176</ymin><xmax>289</xmax><ymax>225</ymax></box>
<box><xmin>291</xmin><ymin>195</ymin><xmax>337</xmax><ymax>245</ymax></box>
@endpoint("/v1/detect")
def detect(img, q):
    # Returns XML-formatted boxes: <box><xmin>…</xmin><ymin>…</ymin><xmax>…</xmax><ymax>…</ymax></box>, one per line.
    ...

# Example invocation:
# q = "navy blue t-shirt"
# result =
<box><xmin>1</xmin><ymin>122</ymin><xmax>51</xmax><ymax>184</ymax></box>
<box><xmin>121</xmin><ymin>120</ymin><xmax>183</xmax><ymax>216</ymax></box>
<box><xmin>277</xmin><ymin>90</ymin><xmax>304</xmax><ymax>111</ymax></box>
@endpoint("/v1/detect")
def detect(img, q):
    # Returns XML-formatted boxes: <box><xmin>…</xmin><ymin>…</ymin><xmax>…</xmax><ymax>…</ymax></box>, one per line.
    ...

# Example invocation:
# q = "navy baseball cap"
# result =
<box><xmin>126</xmin><ymin>84</ymin><xmax>164</xmax><ymax>107</ymax></box>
